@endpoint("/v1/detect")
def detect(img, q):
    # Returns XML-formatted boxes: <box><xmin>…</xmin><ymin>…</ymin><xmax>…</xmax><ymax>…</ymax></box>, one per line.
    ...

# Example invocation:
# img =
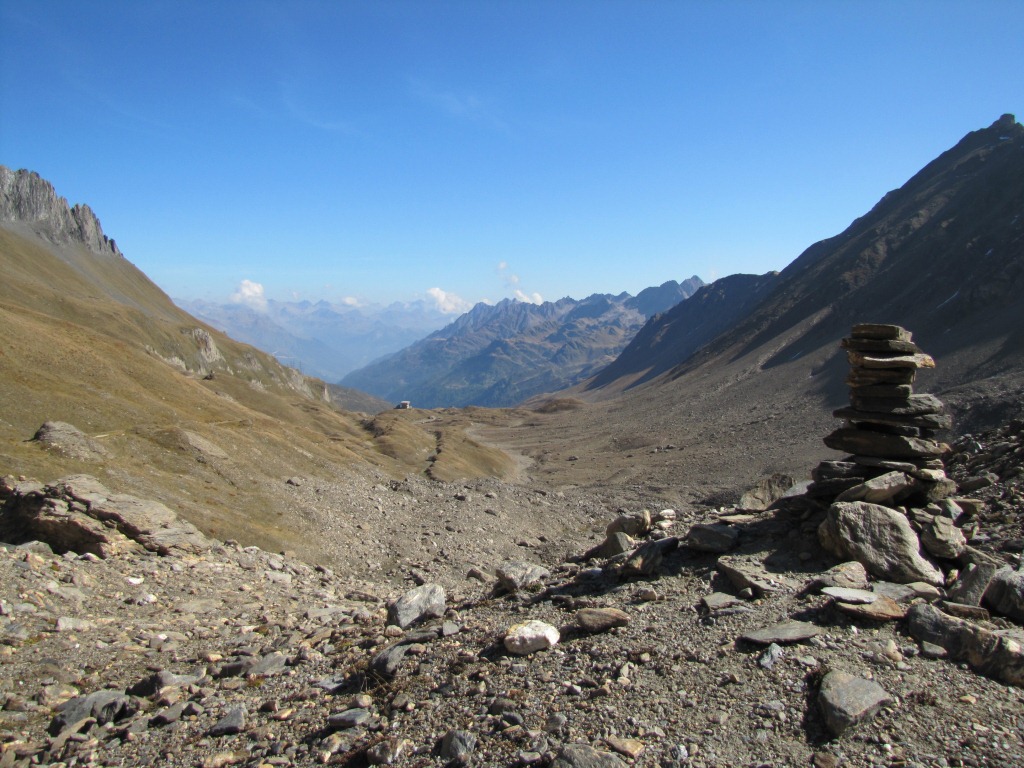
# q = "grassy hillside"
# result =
<box><xmin>0</xmin><ymin>225</ymin><xmax>520</xmax><ymax>562</ymax></box>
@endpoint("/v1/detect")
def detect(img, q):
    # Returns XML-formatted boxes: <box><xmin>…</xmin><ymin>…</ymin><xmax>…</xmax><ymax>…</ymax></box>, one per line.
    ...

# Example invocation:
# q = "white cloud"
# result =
<box><xmin>230</xmin><ymin>279</ymin><xmax>267</xmax><ymax>311</ymax></box>
<box><xmin>426</xmin><ymin>287</ymin><xmax>472</xmax><ymax>314</ymax></box>
<box><xmin>514</xmin><ymin>289</ymin><xmax>544</xmax><ymax>305</ymax></box>
<box><xmin>498</xmin><ymin>261</ymin><xmax>539</xmax><ymax>303</ymax></box>
<box><xmin>340</xmin><ymin>296</ymin><xmax>362</xmax><ymax>307</ymax></box>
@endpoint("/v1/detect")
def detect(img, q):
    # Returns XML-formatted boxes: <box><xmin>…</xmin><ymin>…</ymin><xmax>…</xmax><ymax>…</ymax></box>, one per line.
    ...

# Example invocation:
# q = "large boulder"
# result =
<box><xmin>1</xmin><ymin>475</ymin><xmax>211</xmax><ymax>557</ymax></box>
<box><xmin>818</xmin><ymin>501</ymin><xmax>943</xmax><ymax>586</ymax></box>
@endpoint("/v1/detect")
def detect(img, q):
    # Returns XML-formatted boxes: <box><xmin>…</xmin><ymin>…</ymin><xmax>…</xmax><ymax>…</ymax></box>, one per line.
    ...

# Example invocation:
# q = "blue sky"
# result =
<box><xmin>2</xmin><ymin>1</ymin><xmax>1021</xmax><ymax>313</ymax></box>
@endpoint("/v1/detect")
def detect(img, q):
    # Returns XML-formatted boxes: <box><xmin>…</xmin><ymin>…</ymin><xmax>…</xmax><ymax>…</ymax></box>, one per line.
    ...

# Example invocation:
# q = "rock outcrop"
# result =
<box><xmin>0</xmin><ymin>474</ymin><xmax>211</xmax><ymax>557</ymax></box>
<box><xmin>0</xmin><ymin>166</ymin><xmax>122</xmax><ymax>257</ymax></box>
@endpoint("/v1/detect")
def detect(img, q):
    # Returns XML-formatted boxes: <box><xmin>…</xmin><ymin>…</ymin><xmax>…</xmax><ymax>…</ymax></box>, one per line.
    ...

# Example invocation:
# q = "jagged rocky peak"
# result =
<box><xmin>0</xmin><ymin>165</ymin><xmax>122</xmax><ymax>257</ymax></box>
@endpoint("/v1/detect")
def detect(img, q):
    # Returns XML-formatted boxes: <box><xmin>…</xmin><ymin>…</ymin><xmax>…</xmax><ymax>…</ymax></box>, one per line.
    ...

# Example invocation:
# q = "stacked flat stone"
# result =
<box><xmin>809</xmin><ymin>324</ymin><xmax>956</xmax><ymax>505</ymax></box>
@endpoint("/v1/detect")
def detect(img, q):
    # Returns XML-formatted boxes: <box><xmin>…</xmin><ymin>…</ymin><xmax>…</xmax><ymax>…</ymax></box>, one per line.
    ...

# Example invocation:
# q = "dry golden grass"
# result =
<box><xmin>0</xmin><ymin>226</ymin><xmax>524</xmax><ymax>559</ymax></box>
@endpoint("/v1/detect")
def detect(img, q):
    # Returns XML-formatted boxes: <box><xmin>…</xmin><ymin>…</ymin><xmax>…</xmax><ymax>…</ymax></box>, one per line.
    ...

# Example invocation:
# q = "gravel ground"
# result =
<box><xmin>2</xmin><ymin>415</ymin><xmax>1023</xmax><ymax>768</ymax></box>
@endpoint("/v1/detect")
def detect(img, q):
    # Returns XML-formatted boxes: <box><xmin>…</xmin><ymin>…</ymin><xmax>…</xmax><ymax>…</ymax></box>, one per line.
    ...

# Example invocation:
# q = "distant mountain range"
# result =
<box><xmin>177</xmin><ymin>297</ymin><xmax>454</xmax><ymax>382</ymax></box>
<box><xmin>341</xmin><ymin>278</ymin><xmax>704</xmax><ymax>408</ymax></box>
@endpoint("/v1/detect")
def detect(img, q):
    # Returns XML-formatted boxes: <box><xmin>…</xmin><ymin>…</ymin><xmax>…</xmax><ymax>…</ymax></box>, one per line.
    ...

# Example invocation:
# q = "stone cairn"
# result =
<box><xmin>809</xmin><ymin>323</ymin><xmax>956</xmax><ymax>506</ymax></box>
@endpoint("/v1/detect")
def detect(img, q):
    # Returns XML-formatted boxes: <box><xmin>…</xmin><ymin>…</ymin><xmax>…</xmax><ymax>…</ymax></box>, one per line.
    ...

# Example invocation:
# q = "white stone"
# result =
<box><xmin>504</xmin><ymin>620</ymin><xmax>560</xmax><ymax>655</ymax></box>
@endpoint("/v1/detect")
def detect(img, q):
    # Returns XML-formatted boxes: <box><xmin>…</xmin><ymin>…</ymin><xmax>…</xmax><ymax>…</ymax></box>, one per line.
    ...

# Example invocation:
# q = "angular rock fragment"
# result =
<box><xmin>387</xmin><ymin>583</ymin><xmax>446</xmax><ymax>629</ymax></box>
<box><xmin>367</xmin><ymin>738</ymin><xmax>413</xmax><ymax>765</ymax></box>
<box><xmin>49</xmin><ymin>690</ymin><xmax>138</xmax><ymax>736</ymax></box>
<box><xmin>440</xmin><ymin>729</ymin><xmax>478</xmax><ymax>760</ymax></box>
<box><xmin>496</xmin><ymin>561</ymin><xmax>550</xmax><ymax>592</ymax></box>
<box><xmin>551</xmin><ymin>744</ymin><xmax>627</xmax><ymax>768</ymax></box>
<box><xmin>741</xmin><ymin>620</ymin><xmax>822</xmax><ymax>645</ymax></box>
<box><xmin>606</xmin><ymin>510</ymin><xmax>651</xmax><ymax>537</ymax></box>
<box><xmin>804</xmin><ymin>561</ymin><xmax>870</xmax><ymax>592</ymax></box>
<box><xmin>919</xmin><ymin>515</ymin><xmax>967</xmax><ymax>560</ymax></box>
<box><xmin>834</xmin><ymin>595</ymin><xmax>906</xmax><ymax>622</ymax></box>
<box><xmin>821</xmin><ymin>587</ymin><xmax>877</xmax><ymax>604</ymax></box>
<box><xmin>942</xmin><ymin>561</ymin><xmax>999</xmax><ymax>606</ymax></box>
<box><xmin>818</xmin><ymin>670</ymin><xmax>893</xmax><ymax>736</ymax></box>
<box><xmin>208</xmin><ymin>706</ymin><xmax>246</xmax><ymax>737</ymax></box>
<box><xmin>575</xmin><ymin>607</ymin><xmax>630</xmax><ymax>633</ymax></box>
<box><xmin>716</xmin><ymin>557</ymin><xmax>797</xmax><ymax>596</ymax></box>
<box><xmin>684</xmin><ymin>523</ymin><xmax>739</xmax><ymax>553</ymax></box>
<box><xmin>328</xmin><ymin>708</ymin><xmax>371</xmax><ymax>730</ymax></box>
<box><xmin>823</xmin><ymin>429</ymin><xmax>948</xmax><ymax>460</ymax></box>
<box><xmin>835</xmin><ymin>471</ymin><xmax>917</xmax><ymax>504</ymax></box>
<box><xmin>619</xmin><ymin>537</ymin><xmax>677</xmax><ymax>577</ymax></box>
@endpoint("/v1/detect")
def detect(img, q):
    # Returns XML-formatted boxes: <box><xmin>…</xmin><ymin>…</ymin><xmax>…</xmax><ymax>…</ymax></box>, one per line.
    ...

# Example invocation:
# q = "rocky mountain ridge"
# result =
<box><xmin>0</xmin><ymin>167</ymin><xmax>122</xmax><ymax>258</ymax></box>
<box><xmin>342</xmin><ymin>279</ymin><xmax>704</xmax><ymax>409</ymax></box>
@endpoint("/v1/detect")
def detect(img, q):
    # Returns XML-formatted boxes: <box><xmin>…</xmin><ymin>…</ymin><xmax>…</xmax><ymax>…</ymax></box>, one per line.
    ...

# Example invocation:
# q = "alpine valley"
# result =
<box><xmin>1</xmin><ymin>116</ymin><xmax>1023</xmax><ymax>768</ymax></box>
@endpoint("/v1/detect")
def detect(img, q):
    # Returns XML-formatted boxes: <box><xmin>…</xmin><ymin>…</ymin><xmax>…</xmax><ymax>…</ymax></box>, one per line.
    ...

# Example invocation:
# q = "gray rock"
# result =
<box><xmin>822</xmin><ymin>587</ymin><xmax>878</xmax><ymax>604</ymax></box>
<box><xmin>128</xmin><ymin>668</ymin><xmax>207</xmax><ymax>697</ymax></box>
<box><xmin>805</xmin><ymin>561</ymin><xmax>870</xmax><ymax>592</ymax></box>
<box><xmin>575</xmin><ymin>607</ymin><xmax>630</xmax><ymax>633</ymax></box>
<box><xmin>387</xmin><ymin>583</ymin><xmax>445</xmax><ymax>629</ymax></box>
<box><xmin>758</xmin><ymin>643</ymin><xmax>785</xmax><ymax>669</ymax></box>
<box><xmin>32</xmin><ymin>421</ymin><xmax>109</xmax><ymax>462</ymax></box>
<box><xmin>504</xmin><ymin>620</ymin><xmax>559</xmax><ymax>655</ymax></box>
<box><xmin>684</xmin><ymin>523</ymin><xmax>739</xmax><ymax>553</ymax></box>
<box><xmin>717</xmin><ymin>557</ymin><xmax>798</xmax><ymax>596</ymax></box>
<box><xmin>919</xmin><ymin>515</ymin><xmax>967</xmax><ymax>560</ymax></box>
<box><xmin>818</xmin><ymin>501</ymin><xmax>943</xmax><ymax>585</ymax></box>
<box><xmin>149</xmin><ymin>701</ymin><xmax>187</xmax><ymax>727</ymax></box>
<box><xmin>370</xmin><ymin>644</ymin><xmax>412</xmax><ymax>680</ymax></box>
<box><xmin>551</xmin><ymin>744</ymin><xmax>627</xmax><ymax>768</ymax></box>
<box><xmin>702</xmin><ymin>592</ymin><xmax>743</xmax><ymax>611</ymax></box>
<box><xmin>741</xmin><ymin>620</ymin><xmax>822</xmax><ymax>645</ymax></box>
<box><xmin>835</xmin><ymin>471</ymin><xmax>916</xmax><ymax>505</ymax></box>
<box><xmin>208</xmin><ymin>706</ymin><xmax>246</xmax><ymax>736</ymax></box>
<box><xmin>823</xmin><ymin>428</ymin><xmax>947</xmax><ymax>459</ymax></box>
<box><xmin>2</xmin><ymin>475</ymin><xmax>212</xmax><ymax>558</ymax></box>
<box><xmin>619</xmin><ymin>537</ymin><xmax>678</xmax><ymax>577</ymax></box>
<box><xmin>496</xmin><ymin>562</ymin><xmax>550</xmax><ymax>592</ymax></box>
<box><xmin>984</xmin><ymin>567</ymin><xmax>1024</xmax><ymax>623</ymax></box>
<box><xmin>0</xmin><ymin>167</ymin><xmax>123</xmax><ymax>256</ymax></box>
<box><xmin>49</xmin><ymin>690</ymin><xmax>138</xmax><ymax>736</ymax></box>
<box><xmin>596</xmin><ymin>531</ymin><xmax>635</xmax><ymax>558</ymax></box>
<box><xmin>947</xmin><ymin>562</ymin><xmax>998</xmax><ymax>606</ymax></box>
<box><xmin>818</xmin><ymin>670</ymin><xmax>893</xmax><ymax>736</ymax></box>
<box><xmin>248</xmin><ymin>651</ymin><xmax>289</xmax><ymax>676</ymax></box>
<box><xmin>328</xmin><ymin>708</ymin><xmax>372</xmax><ymax>730</ymax></box>
<box><xmin>440</xmin><ymin>729</ymin><xmax>478</xmax><ymax>759</ymax></box>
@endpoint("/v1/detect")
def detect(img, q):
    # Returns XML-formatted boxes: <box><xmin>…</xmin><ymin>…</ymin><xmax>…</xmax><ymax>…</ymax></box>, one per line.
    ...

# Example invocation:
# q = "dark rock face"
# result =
<box><xmin>587</xmin><ymin>115</ymin><xmax>1024</xmax><ymax>411</ymax></box>
<box><xmin>0</xmin><ymin>166</ymin><xmax>122</xmax><ymax>257</ymax></box>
